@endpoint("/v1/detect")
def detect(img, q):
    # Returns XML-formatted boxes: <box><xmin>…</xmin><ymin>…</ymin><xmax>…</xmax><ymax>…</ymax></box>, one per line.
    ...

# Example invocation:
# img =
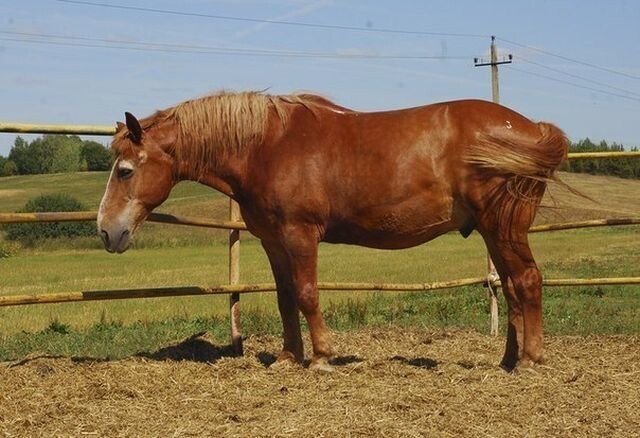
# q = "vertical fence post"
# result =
<box><xmin>475</xmin><ymin>36</ymin><xmax>511</xmax><ymax>337</ymax></box>
<box><xmin>487</xmin><ymin>260</ymin><xmax>500</xmax><ymax>336</ymax></box>
<box><xmin>229</xmin><ymin>199</ymin><xmax>243</xmax><ymax>355</ymax></box>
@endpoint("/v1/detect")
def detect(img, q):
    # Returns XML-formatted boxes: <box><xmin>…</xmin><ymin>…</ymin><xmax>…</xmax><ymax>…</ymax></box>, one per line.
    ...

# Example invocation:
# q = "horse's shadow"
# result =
<box><xmin>255</xmin><ymin>352</ymin><xmax>364</xmax><ymax>368</ymax></box>
<box><xmin>390</xmin><ymin>355</ymin><xmax>439</xmax><ymax>370</ymax></box>
<box><xmin>136</xmin><ymin>332</ymin><xmax>236</xmax><ymax>364</ymax></box>
<box><xmin>6</xmin><ymin>333</ymin><xmax>236</xmax><ymax>368</ymax></box>
<box><xmin>7</xmin><ymin>332</ymin><xmax>436</xmax><ymax>370</ymax></box>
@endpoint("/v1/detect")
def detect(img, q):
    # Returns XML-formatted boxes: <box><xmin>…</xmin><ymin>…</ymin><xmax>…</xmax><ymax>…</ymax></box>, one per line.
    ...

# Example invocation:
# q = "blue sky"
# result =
<box><xmin>1</xmin><ymin>0</ymin><xmax>639</xmax><ymax>156</ymax></box>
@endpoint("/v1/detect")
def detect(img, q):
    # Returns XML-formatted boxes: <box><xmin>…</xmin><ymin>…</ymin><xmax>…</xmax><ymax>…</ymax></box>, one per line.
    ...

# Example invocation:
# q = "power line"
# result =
<box><xmin>0</xmin><ymin>31</ymin><xmax>470</xmax><ymax>59</ymax></box>
<box><xmin>58</xmin><ymin>1</ymin><xmax>640</xmax><ymax>86</ymax></box>
<box><xmin>515</xmin><ymin>56</ymin><xmax>640</xmax><ymax>98</ymax></box>
<box><xmin>497</xmin><ymin>36</ymin><xmax>640</xmax><ymax>81</ymax></box>
<box><xmin>55</xmin><ymin>0</ymin><xmax>488</xmax><ymax>39</ymax></box>
<box><xmin>505</xmin><ymin>65</ymin><xmax>640</xmax><ymax>103</ymax></box>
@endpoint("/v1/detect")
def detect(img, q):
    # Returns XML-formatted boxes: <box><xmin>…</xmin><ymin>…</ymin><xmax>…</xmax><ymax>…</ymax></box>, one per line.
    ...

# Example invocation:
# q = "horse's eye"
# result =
<box><xmin>117</xmin><ymin>167</ymin><xmax>134</xmax><ymax>180</ymax></box>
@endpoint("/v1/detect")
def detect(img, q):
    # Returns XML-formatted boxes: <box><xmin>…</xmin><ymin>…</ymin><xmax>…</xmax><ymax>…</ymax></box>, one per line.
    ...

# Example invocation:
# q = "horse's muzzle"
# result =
<box><xmin>99</xmin><ymin>227</ymin><xmax>131</xmax><ymax>254</ymax></box>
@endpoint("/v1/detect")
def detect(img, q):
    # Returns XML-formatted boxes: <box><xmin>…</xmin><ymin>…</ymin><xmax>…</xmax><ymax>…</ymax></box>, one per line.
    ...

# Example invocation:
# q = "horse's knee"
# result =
<box><xmin>513</xmin><ymin>267</ymin><xmax>542</xmax><ymax>304</ymax></box>
<box><xmin>296</xmin><ymin>283</ymin><xmax>319</xmax><ymax>315</ymax></box>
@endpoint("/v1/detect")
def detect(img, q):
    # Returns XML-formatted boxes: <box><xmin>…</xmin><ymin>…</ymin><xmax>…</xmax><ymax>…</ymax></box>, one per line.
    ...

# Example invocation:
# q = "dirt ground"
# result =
<box><xmin>1</xmin><ymin>328</ymin><xmax>639</xmax><ymax>437</ymax></box>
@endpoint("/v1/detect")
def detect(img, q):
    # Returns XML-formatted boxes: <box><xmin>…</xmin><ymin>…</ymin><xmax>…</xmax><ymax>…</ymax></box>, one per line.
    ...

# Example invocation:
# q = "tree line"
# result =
<box><xmin>0</xmin><ymin>134</ymin><xmax>638</xmax><ymax>178</ymax></box>
<box><xmin>561</xmin><ymin>138</ymin><xmax>640</xmax><ymax>179</ymax></box>
<box><xmin>0</xmin><ymin>135</ymin><xmax>112</xmax><ymax>176</ymax></box>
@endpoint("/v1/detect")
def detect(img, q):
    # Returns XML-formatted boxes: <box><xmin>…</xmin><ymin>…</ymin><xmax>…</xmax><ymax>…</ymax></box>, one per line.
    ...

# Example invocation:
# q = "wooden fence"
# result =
<box><xmin>1</xmin><ymin>121</ymin><xmax>639</xmax><ymax>351</ymax></box>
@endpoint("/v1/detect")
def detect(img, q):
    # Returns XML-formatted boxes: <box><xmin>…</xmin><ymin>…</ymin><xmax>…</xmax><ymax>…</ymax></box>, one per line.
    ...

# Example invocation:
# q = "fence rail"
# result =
<box><xmin>3</xmin><ymin>276</ymin><xmax>640</xmax><ymax>308</ymax></box>
<box><xmin>0</xmin><ymin>122</ymin><xmax>115</xmax><ymax>135</ymax></box>
<box><xmin>0</xmin><ymin>211</ymin><xmax>247</xmax><ymax>230</ymax></box>
<box><xmin>1</xmin><ymin>211</ymin><xmax>638</xmax><ymax>234</ymax></box>
<box><xmin>2</xmin><ymin>121</ymin><xmax>640</xmax><ymax>160</ymax></box>
<box><xmin>1</xmin><ymin>210</ymin><xmax>639</xmax><ymax>304</ymax></box>
<box><xmin>1</xmin><ymin>121</ymin><xmax>639</xmax><ymax>345</ymax></box>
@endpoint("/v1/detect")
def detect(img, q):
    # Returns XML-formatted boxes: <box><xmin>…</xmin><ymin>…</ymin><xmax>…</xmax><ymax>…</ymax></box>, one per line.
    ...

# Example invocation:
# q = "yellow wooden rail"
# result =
<box><xmin>0</xmin><ymin>122</ymin><xmax>115</xmax><ymax>135</ymax></box>
<box><xmin>529</xmin><ymin>218</ymin><xmax>640</xmax><ymax>233</ymax></box>
<box><xmin>1</xmin><ymin>212</ymin><xmax>638</xmax><ymax>235</ymax></box>
<box><xmin>1</xmin><ymin>121</ymin><xmax>639</xmax><ymax>160</ymax></box>
<box><xmin>2</xmin><ymin>276</ymin><xmax>639</xmax><ymax>308</ymax></box>
<box><xmin>0</xmin><ymin>211</ymin><xmax>247</xmax><ymax>230</ymax></box>
<box><xmin>0</xmin><ymin>278</ymin><xmax>487</xmax><ymax>307</ymax></box>
<box><xmin>566</xmin><ymin>151</ymin><xmax>640</xmax><ymax>159</ymax></box>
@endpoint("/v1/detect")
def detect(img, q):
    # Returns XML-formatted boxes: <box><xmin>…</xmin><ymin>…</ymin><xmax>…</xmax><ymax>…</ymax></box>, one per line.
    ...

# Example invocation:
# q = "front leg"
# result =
<box><xmin>282</xmin><ymin>227</ymin><xmax>334</xmax><ymax>371</ymax></box>
<box><xmin>262</xmin><ymin>242</ymin><xmax>304</xmax><ymax>365</ymax></box>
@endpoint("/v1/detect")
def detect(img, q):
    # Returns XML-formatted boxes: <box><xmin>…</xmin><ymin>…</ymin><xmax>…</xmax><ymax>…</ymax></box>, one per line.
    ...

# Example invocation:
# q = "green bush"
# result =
<box><xmin>3</xmin><ymin>193</ymin><xmax>96</xmax><ymax>245</ymax></box>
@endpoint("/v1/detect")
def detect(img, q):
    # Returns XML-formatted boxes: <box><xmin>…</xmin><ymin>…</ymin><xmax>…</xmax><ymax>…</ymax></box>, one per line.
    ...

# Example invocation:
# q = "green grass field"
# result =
<box><xmin>0</xmin><ymin>171</ymin><xmax>639</xmax><ymax>360</ymax></box>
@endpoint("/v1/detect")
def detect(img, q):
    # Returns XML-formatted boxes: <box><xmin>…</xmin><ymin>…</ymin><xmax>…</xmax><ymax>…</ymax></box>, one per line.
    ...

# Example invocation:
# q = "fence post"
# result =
<box><xmin>229</xmin><ymin>199</ymin><xmax>243</xmax><ymax>355</ymax></box>
<box><xmin>487</xmin><ymin>261</ymin><xmax>500</xmax><ymax>336</ymax></box>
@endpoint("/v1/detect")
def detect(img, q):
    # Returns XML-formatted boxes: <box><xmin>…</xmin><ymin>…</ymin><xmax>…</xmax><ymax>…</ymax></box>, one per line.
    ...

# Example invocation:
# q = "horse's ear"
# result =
<box><xmin>125</xmin><ymin>112</ymin><xmax>142</xmax><ymax>144</ymax></box>
<box><xmin>115</xmin><ymin>121</ymin><xmax>125</xmax><ymax>132</ymax></box>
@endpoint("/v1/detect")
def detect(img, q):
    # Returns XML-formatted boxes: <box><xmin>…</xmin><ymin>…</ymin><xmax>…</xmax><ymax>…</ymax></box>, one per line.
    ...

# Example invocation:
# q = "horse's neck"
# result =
<box><xmin>173</xmin><ymin>99</ymin><xmax>287</xmax><ymax>199</ymax></box>
<box><xmin>174</xmin><ymin>140</ymin><xmax>246</xmax><ymax>200</ymax></box>
<box><xmin>193</xmin><ymin>161</ymin><xmax>244</xmax><ymax>199</ymax></box>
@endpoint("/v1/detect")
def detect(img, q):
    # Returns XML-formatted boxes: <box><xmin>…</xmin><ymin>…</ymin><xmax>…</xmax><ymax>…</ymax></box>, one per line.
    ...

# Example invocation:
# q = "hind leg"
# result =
<box><xmin>500</xmin><ymin>277</ymin><xmax>525</xmax><ymax>370</ymax></box>
<box><xmin>505</xmin><ymin>244</ymin><xmax>544</xmax><ymax>367</ymax></box>
<box><xmin>484</xmin><ymin>240</ymin><xmax>527</xmax><ymax>371</ymax></box>
<box><xmin>485</xmin><ymin>235</ymin><xmax>544</xmax><ymax>369</ymax></box>
<box><xmin>473</xmin><ymin>175</ymin><xmax>547</xmax><ymax>370</ymax></box>
<box><xmin>486</xmin><ymin>247</ymin><xmax>524</xmax><ymax>369</ymax></box>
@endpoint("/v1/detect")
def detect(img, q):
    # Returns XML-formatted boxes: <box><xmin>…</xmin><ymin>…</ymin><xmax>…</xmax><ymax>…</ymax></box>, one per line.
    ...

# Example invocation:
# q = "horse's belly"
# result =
<box><xmin>323</xmin><ymin>210</ymin><xmax>458</xmax><ymax>249</ymax></box>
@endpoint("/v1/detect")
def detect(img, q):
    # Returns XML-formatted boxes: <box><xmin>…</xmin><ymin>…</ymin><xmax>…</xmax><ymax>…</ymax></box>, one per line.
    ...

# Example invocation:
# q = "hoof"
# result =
<box><xmin>500</xmin><ymin>355</ymin><xmax>545</xmax><ymax>373</ymax></box>
<box><xmin>269</xmin><ymin>352</ymin><xmax>301</xmax><ymax>370</ymax></box>
<box><xmin>309</xmin><ymin>357</ymin><xmax>335</xmax><ymax>373</ymax></box>
<box><xmin>502</xmin><ymin>355</ymin><xmax>545</xmax><ymax>372</ymax></box>
<box><xmin>518</xmin><ymin>355</ymin><xmax>545</xmax><ymax>368</ymax></box>
<box><xmin>500</xmin><ymin>361</ymin><xmax>517</xmax><ymax>373</ymax></box>
<box><xmin>518</xmin><ymin>357</ymin><xmax>535</xmax><ymax>369</ymax></box>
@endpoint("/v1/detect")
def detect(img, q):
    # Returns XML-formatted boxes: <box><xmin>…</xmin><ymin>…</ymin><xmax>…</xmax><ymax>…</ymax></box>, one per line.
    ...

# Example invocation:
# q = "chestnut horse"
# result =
<box><xmin>97</xmin><ymin>91</ymin><xmax>568</xmax><ymax>372</ymax></box>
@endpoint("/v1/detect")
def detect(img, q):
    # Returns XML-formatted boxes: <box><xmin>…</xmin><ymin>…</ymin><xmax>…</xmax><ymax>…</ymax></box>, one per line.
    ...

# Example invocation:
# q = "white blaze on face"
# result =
<box><xmin>97</xmin><ymin>161</ymin><xmax>118</xmax><ymax>228</ymax></box>
<box><xmin>97</xmin><ymin>159</ymin><xmax>138</xmax><ymax>231</ymax></box>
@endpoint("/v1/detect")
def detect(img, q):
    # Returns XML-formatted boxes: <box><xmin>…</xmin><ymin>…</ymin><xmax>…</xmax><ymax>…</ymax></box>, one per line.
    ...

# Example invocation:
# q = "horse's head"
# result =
<box><xmin>97</xmin><ymin>112</ymin><xmax>175</xmax><ymax>253</ymax></box>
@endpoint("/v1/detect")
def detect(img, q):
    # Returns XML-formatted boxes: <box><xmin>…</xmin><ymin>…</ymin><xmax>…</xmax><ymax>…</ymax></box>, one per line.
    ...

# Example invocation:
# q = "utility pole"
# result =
<box><xmin>474</xmin><ymin>36</ymin><xmax>512</xmax><ymax>336</ymax></box>
<box><xmin>474</xmin><ymin>35</ymin><xmax>512</xmax><ymax>104</ymax></box>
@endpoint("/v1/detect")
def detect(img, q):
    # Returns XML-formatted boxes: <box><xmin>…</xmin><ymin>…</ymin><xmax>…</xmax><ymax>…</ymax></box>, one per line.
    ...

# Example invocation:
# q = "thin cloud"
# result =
<box><xmin>229</xmin><ymin>0</ymin><xmax>333</xmax><ymax>40</ymax></box>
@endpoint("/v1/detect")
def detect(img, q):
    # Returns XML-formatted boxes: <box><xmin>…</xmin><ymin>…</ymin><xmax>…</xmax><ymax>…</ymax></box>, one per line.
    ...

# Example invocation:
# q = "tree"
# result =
<box><xmin>48</xmin><ymin>135</ymin><xmax>83</xmax><ymax>173</ymax></box>
<box><xmin>1</xmin><ymin>159</ymin><xmax>17</xmax><ymax>176</ymax></box>
<box><xmin>7</xmin><ymin>134</ymin><xmax>87</xmax><ymax>175</ymax></box>
<box><xmin>8</xmin><ymin>136</ymin><xmax>35</xmax><ymax>174</ymax></box>
<box><xmin>81</xmin><ymin>141</ymin><xmax>112</xmax><ymax>171</ymax></box>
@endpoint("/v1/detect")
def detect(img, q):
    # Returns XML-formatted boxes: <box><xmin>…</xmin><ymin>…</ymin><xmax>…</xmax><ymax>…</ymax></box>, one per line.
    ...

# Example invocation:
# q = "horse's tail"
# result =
<box><xmin>465</xmin><ymin>122</ymin><xmax>578</xmax><ymax>234</ymax></box>
<box><xmin>466</xmin><ymin>122</ymin><xmax>569</xmax><ymax>182</ymax></box>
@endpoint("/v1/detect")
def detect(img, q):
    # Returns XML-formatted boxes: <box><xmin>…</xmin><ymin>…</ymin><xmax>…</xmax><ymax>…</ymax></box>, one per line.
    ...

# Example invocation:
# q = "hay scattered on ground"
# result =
<box><xmin>1</xmin><ymin>328</ymin><xmax>639</xmax><ymax>437</ymax></box>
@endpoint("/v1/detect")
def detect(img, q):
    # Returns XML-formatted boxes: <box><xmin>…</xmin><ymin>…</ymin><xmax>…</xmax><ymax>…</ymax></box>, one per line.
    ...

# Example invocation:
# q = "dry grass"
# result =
<box><xmin>0</xmin><ymin>189</ymin><xmax>25</xmax><ymax>199</ymax></box>
<box><xmin>2</xmin><ymin>327</ymin><xmax>638</xmax><ymax>437</ymax></box>
<box><xmin>541</xmin><ymin>172</ymin><xmax>640</xmax><ymax>222</ymax></box>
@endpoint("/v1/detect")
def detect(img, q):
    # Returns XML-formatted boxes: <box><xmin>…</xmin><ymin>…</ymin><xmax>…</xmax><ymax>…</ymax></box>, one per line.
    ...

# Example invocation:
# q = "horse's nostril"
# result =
<box><xmin>100</xmin><ymin>230</ymin><xmax>110</xmax><ymax>247</ymax></box>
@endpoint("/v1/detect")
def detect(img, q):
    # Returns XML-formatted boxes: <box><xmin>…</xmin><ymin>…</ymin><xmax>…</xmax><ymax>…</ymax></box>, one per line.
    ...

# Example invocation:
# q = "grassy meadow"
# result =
<box><xmin>0</xmin><ymin>171</ymin><xmax>639</xmax><ymax>359</ymax></box>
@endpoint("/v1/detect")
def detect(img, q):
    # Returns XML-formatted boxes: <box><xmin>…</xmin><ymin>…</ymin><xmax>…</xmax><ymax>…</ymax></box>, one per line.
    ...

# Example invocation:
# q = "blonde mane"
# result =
<box><xmin>170</xmin><ymin>91</ymin><xmax>274</xmax><ymax>170</ymax></box>
<box><xmin>112</xmin><ymin>90</ymin><xmax>347</xmax><ymax>178</ymax></box>
<box><xmin>161</xmin><ymin>91</ymin><xmax>340</xmax><ymax>178</ymax></box>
